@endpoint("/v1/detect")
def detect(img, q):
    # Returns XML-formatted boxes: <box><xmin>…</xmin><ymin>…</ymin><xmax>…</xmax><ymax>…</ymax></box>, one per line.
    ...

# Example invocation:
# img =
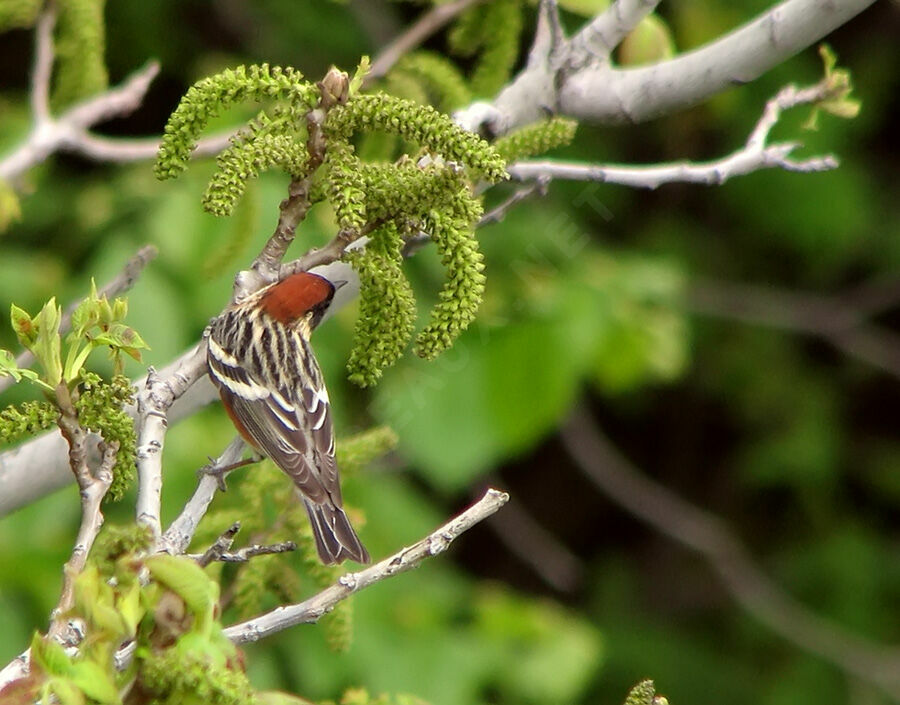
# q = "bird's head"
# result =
<box><xmin>258</xmin><ymin>271</ymin><xmax>344</xmax><ymax>331</ymax></box>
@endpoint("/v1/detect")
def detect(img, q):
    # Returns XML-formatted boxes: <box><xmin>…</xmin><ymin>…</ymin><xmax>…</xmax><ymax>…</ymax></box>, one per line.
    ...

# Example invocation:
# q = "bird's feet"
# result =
<box><xmin>197</xmin><ymin>455</ymin><xmax>260</xmax><ymax>492</ymax></box>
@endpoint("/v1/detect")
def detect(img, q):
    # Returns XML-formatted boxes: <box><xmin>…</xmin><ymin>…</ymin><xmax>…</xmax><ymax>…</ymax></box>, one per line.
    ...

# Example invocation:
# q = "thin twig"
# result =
<box><xmin>160</xmin><ymin>436</ymin><xmax>247</xmax><ymax>555</ymax></box>
<box><xmin>688</xmin><ymin>279</ymin><xmax>900</xmax><ymax>380</ymax></box>
<box><xmin>192</xmin><ymin>538</ymin><xmax>298</xmax><ymax>567</ymax></box>
<box><xmin>30</xmin><ymin>6</ymin><xmax>56</xmax><ymax>125</ymax></box>
<box><xmin>195</xmin><ymin>521</ymin><xmax>241</xmax><ymax>567</ymax></box>
<box><xmin>223</xmin><ymin>488</ymin><xmax>509</xmax><ymax>644</ymax></box>
<box><xmin>48</xmin><ymin>383</ymin><xmax>118</xmax><ymax>642</ymax></box>
<box><xmin>0</xmin><ymin>245</ymin><xmax>158</xmax><ymax>395</ymax></box>
<box><xmin>65</xmin><ymin>130</ymin><xmax>235</xmax><ymax>164</ymax></box>
<box><xmin>560</xmin><ymin>406</ymin><xmax>900</xmax><ymax>698</ymax></box>
<box><xmin>1</xmin><ymin>62</ymin><xmax>160</xmax><ymax>183</ymax></box>
<box><xmin>366</xmin><ymin>0</ymin><xmax>486</xmax><ymax>84</ymax></box>
<box><xmin>479</xmin><ymin>179</ymin><xmax>549</xmax><ymax>226</ymax></box>
<box><xmin>507</xmin><ymin>77</ymin><xmax>840</xmax><ymax>189</ymax></box>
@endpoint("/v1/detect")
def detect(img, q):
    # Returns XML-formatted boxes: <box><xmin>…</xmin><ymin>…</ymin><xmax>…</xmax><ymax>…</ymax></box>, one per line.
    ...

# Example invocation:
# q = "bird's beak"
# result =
<box><xmin>332</xmin><ymin>279</ymin><xmax>348</xmax><ymax>290</ymax></box>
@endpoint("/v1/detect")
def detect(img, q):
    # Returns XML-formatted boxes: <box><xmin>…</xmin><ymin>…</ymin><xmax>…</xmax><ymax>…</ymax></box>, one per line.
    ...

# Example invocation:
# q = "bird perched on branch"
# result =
<box><xmin>206</xmin><ymin>271</ymin><xmax>369</xmax><ymax>565</ymax></box>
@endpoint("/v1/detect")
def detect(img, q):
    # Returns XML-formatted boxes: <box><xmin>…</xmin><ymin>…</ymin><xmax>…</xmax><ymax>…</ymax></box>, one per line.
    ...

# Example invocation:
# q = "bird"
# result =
<box><xmin>206</xmin><ymin>271</ymin><xmax>369</xmax><ymax>565</ymax></box>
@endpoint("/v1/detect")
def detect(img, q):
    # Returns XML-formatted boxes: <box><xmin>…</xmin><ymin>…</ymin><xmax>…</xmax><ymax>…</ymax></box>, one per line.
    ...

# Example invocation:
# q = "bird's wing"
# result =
<box><xmin>207</xmin><ymin>333</ymin><xmax>341</xmax><ymax>506</ymax></box>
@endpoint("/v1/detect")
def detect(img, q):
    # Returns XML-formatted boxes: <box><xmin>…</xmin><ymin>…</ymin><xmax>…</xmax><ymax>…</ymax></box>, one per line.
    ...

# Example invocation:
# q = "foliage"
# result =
<box><xmin>0</xmin><ymin>285</ymin><xmax>145</xmax><ymax>498</ymax></box>
<box><xmin>157</xmin><ymin>61</ymin><xmax>506</xmax><ymax>384</ymax></box>
<box><xmin>51</xmin><ymin>0</ymin><xmax>108</xmax><ymax>110</ymax></box>
<box><xmin>0</xmin><ymin>3</ymin><xmax>896</xmax><ymax>705</ymax></box>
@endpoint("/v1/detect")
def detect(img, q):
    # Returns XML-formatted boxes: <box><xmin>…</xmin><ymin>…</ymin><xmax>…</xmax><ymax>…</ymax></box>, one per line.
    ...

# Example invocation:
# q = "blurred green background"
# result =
<box><xmin>1</xmin><ymin>1</ymin><xmax>898</xmax><ymax>704</ymax></box>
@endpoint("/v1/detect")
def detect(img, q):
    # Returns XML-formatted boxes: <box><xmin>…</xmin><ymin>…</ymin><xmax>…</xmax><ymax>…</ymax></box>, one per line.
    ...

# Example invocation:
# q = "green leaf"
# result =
<box><xmin>0</xmin><ymin>348</ymin><xmax>40</xmax><ymax>383</ymax></box>
<box><xmin>68</xmin><ymin>661</ymin><xmax>120</xmax><ymax>705</ymax></box>
<box><xmin>35</xmin><ymin>298</ymin><xmax>63</xmax><ymax>388</ymax></box>
<box><xmin>145</xmin><ymin>554</ymin><xmax>219</xmax><ymax>619</ymax></box>
<box><xmin>618</xmin><ymin>15</ymin><xmax>676</xmax><ymax>66</ymax></box>
<box><xmin>30</xmin><ymin>632</ymin><xmax>73</xmax><ymax>677</ymax></box>
<box><xmin>10</xmin><ymin>303</ymin><xmax>36</xmax><ymax>349</ymax></box>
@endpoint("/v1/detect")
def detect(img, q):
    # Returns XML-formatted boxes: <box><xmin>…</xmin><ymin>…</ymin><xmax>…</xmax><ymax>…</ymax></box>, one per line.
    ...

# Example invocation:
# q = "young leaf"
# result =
<box><xmin>10</xmin><ymin>304</ymin><xmax>37</xmax><ymax>349</ymax></box>
<box><xmin>35</xmin><ymin>298</ymin><xmax>63</xmax><ymax>388</ymax></box>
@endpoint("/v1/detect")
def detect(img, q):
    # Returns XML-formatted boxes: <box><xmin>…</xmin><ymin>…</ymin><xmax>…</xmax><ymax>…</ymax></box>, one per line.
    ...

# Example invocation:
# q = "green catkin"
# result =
<box><xmin>75</xmin><ymin>373</ymin><xmax>137</xmax><ymax>501</ymax></box>
<box><xmin>0</xmin><ymin>0</ymin><xmax>41</xmax><ymax>31</ymax></box>
<box><xmin>326</xmin><ymin>94</ymin><xmax>506</xmax><ymax>182</ymax></box>
<box><xmin>470</xmin><ymin>0</ymin><xmax>523</xmax><ymax>98</ymax></box>
<box><xmin>52</xmin><ymin>0</ymin><xmax>108</xmax><ymax>109</ymax></box>
<box><xmin>155</xmin><ymin>64</ymin><xmax>317</xmax><ymax>179</ymax></box>
<box><xmin>414</xmin><ymin>194</ymin><xmax>485</xmax><ymax>359</ymax></box>
<box><xmin>203</xmin><ymin>133</ymin><xmax>309</xmax><ymax>216</ymax></box>
<box><xmin>392</xmin><ymin>51</ymin><xmax>472</xmax><ymax>112</ymax></box>
<box><xmin>345</xmin><ymin>223</ymin><xmax>416</xmax><ymax>387</ymax></box>
<box><xmin>492</xmin><ymin>117</ymin><xmax>578</xmax><ymax>162</ymax></box>
<box><xmin>0</xmin><ymin>400</ymin><xmax>58</xmax><ymax>447</ymax></box>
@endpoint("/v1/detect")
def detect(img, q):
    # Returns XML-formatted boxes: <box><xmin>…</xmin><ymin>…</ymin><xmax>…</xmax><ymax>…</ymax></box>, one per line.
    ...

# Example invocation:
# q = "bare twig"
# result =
<box><xmin>0</xmin><ymin>244</ymin><xmax>159</xmax><ymax>395</ymax></box>
<box><xmin>366</xmin><ymin>0</ymin><xmax>486</xmax><ymax>84</ymax></box>
<box><xmin>30</xmin><ymin>6</ymin><xmax>56</xmax><ymax>125</ymax></box>
<box><xmin>508</xmin><ymin>77</ymin><xmax>839</xmax><ymax>189</ymax></box>
<box><xmin>480</xmin><ymin>179</ymin><xmax>549</xmax><ymax>226</ymax></box>
<box><xmin>223</xmin><ymin>488</ymin><xmax>509</xmax><ymax>644</ymax></box>
<box><xmin>48</xmin><ymin>384</ymin><xmax>118</xmax><ymax>641</ymax></box>
<box><xmin>195</xmin><ymin>521</ymin><xmax>240</xmax><ymax>567</ymax></box>
<box><xmin>560</xmin><ymin>406</ymin><xmax>900</xmax><ymax>698</ymax></box>
<box><xmin>688</xmin><ymin>279</ymin><xmax>900</xmax><ymax>380</ymax></box>
<box><xmin>135</xmin><ymin>345</ymin><xmax>209</xmax><ymax>539</ymax></box>
<box><xmin>0</xmin><ymin>62</ymin><xmax>160</xmax><ymax>183</ymax></box>
<box><xmin>192</xmin><ymin>537</ymin><xmax>297</xmax><ymax>567</ymax></box>
<box><xmin>66</xmin><ymin>130</ymin><xmax>235</xmax><ymax>164</ymax></box>
<box><xmin>160</xmin><ymin>436</ymin><xmax>247</xmax><ymax>555</ymax></box>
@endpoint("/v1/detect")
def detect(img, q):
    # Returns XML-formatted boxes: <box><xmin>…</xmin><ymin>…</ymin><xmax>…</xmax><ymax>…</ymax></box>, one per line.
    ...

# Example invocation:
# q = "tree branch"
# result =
<box><xmin>135</xmin><ymin>344</ymin><xmax>209</xmax><ymax>539</ymax></box>
<box><xmin>366</xmin><ymin>0</ymin><xmax>486</xmax><ymax>84</ymax></box>
<box><xmin>223</xmin><ymin>488</ymin><xmax>509</xmax><ymax>644</ymax></box>
<box><xmin>560</xmin><ymin>406</ymin><xmax>900</xmax><ymax>698</ymax></box>
<box><xmin>0</xmin><ymin>61</ymin><xmax>160</xmax><ymax>184</ymax></box>
<box><xmin>455</xmin><ymin>0</ymin><xmax>877</xmax><ymax>134</ymax></box>
<box><xmin>160</xmin><ymin>436</ymin><xmax>247</xmax><ymax>555</ymax></box>
<box><xmin>688</xmin><ymin>279</ymin><xmax>900</xmax><ymax>380</ymax></box>
<box><xmin>30</xmin><ymin>6</ymin><xmax>56</xmax><ymax>126</ymax></box>
<box><xmin>48</xmin><ymin>384</ymin><xmax>117</xmax><ymax>642</ymax></box>
<box><xmin>566</xmin><ymin>0</ymin><xmax>661</xmax><ymax>69</ymax></box>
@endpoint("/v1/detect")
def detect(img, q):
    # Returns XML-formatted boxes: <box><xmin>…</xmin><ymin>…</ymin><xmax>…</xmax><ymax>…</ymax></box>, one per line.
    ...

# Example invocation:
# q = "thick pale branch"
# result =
<box><xmin>223</xmin><ymin>488</ymin><xmax>509</xmax><ymax>644</ymax></box>
<box><xmin>560</xmin><ymin>407</ymin><xmax>900</xmax><ymax>697</ymax></box>
<box><xmin>567</xmin><ymin>0</ymin><xmax>661</xmax><ymax>68</ymax></box>
<box><xmin>135</xmin><ymin>344</ymin><xmax>208</xmax><ymax>538</ymax></box>
<box><xmin>456</xmin><ymin>0</ymin><xmax>876</xmax><ymax>134</ymax></box>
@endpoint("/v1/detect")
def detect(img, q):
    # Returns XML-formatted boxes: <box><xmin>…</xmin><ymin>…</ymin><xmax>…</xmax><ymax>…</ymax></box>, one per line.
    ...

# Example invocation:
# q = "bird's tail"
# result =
<box><xmin>303</xmin><ymin>499</ymin><xmax>370</xmax><ymax>565</ymax></box>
